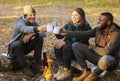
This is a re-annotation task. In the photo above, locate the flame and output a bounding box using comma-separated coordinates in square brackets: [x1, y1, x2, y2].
[42, 59, 53, 81]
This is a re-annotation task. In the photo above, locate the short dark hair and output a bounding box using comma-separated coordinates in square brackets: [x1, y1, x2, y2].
[101, 12, 113, 22]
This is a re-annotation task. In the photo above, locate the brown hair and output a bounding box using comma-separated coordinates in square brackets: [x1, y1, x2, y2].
[70, 8, 86, 30]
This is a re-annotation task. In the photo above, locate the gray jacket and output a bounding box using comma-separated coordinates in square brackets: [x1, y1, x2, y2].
[9, 16, 46, 44]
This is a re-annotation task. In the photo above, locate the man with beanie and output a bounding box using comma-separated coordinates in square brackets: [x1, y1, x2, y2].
[8, 5, 47, 77]
[59, 12, 120, 81]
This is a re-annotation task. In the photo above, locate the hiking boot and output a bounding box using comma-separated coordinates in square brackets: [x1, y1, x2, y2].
[23, 65, 34, 78]
[73, 68, 91, 81]
[84, 72, 98, 81]
[56, 67, 71, 80]
[53, 66, 63, 78]
[31, 62, 42, 74]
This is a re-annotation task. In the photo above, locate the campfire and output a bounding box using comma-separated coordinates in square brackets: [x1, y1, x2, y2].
[42, 58, 53, 81]
[36, 51, 54, 81]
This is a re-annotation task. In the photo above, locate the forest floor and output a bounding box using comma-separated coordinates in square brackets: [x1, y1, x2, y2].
[0, 4, 120, 81]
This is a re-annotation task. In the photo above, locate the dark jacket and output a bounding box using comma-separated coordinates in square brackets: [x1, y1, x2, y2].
[55, 21, 91, 45]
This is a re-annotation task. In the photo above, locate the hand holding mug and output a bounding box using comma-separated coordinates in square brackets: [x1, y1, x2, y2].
[59, 28, 68, 36]
[37, 25, 47, 32]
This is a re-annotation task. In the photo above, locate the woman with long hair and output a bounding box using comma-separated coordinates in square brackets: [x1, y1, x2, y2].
[53, 8, 92, 80]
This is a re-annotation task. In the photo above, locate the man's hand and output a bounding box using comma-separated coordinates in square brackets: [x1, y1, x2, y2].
[59, 28, 68, 36]
[88, 44, 94, 50]
[54, 40, 65, 49]
[22, 33, 35, 43]
[37, 25, 47, 32]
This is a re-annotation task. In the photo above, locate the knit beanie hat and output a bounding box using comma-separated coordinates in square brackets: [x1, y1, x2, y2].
[23, 5, 36, 15]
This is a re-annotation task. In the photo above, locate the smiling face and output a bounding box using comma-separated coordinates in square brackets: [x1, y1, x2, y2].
[71, 11, 81, 24]
[25, 13, 36, 25]
[98, 15, 110, 30]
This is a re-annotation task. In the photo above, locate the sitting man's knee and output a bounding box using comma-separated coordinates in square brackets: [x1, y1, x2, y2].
[98, 55, 116, 70]
[11, 41, 22, 49]
[72, 42, 85, 51]
[72, 42, 80, 49]
[36, 35, 44, 44]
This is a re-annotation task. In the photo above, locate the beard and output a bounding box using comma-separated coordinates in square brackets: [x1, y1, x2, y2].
[99, 23, 108, 30]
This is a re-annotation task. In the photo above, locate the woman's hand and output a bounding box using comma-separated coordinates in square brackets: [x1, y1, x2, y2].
[54, 40, 65, 49]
